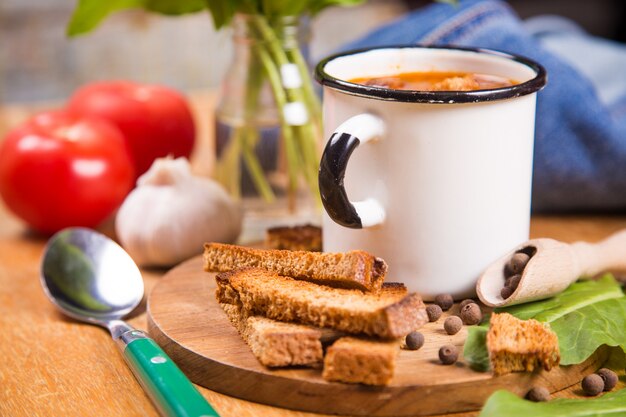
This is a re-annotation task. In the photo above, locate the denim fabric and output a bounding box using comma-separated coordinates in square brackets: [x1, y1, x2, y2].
[524, 15, 626, 110]
[342, 0, 626, 212]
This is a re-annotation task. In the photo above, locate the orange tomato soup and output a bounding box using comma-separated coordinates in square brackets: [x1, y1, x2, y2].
[350, 71, 518, 92]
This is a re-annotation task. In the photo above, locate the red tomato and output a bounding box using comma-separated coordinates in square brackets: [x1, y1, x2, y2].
[66, 81, 195, 177]
[0, 111, 135, 234]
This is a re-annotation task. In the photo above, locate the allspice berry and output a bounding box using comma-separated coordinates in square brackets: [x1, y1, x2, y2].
[582, 374, 604, 396]
[500, 286, 513, 299]
[505, 274, 522, 290]
[444, 316, 463, 335]
[506, 252, 530, 275]
[596, 368, 618, 391]
[438, 345, 459, 365]
[460, 303, 482, 325]
[459, 299, 475, 309]
[405, 331, 425, 351]
[434, 294, 454, 311]
[501, 274, 521, 299]
[426, 304, 443, 322]
[526, 386, 550, 402]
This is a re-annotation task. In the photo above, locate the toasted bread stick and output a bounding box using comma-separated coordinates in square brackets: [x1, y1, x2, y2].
[221, 301, 398, 385]
[204, 242, 387, 292]
[265, 224, 322, 252]
[220, 302, 327, 367]
[323, 337, 399, 386]
[216, 268, 427, 339]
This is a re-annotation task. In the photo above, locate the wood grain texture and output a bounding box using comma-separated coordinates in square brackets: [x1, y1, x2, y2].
[147, 257, 608, 416]
[1, 101, 625, 417]
[1, 215, 625, 417]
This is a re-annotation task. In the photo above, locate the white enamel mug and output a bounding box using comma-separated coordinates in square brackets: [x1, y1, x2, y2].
[315, 46, 546, 300]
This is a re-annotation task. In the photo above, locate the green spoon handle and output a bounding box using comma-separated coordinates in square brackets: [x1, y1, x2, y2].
[120, 330, 220, 417]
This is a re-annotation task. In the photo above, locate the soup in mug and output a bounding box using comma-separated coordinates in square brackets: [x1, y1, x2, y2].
[350, 71, 518, 91]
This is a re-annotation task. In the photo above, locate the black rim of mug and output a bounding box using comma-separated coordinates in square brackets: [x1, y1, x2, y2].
[314, 45, 547, 103]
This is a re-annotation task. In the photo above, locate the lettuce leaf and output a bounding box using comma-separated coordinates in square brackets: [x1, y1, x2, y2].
[463, 322, 490, 371]
[479, 389, 626, 417]
[464, 275, 626, 371]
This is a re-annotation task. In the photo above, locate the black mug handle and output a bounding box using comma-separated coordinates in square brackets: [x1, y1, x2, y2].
[318, 113, 386, 229]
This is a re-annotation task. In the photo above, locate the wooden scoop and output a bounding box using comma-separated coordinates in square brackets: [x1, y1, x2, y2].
[477, 229, 626, 307]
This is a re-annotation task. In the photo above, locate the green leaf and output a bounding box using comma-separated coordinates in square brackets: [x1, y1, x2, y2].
[67, 0, 368, 35]
[463, 323, 490, 371]
[66, 0, 208, 36]
[464, 275, 626, 371]
[67, 0, 144, 36]
[479, 389, 626, 417]
[145, 0, 207, 15]
[202, 0, 238, 29]
[503, 276, 624, 322]
[552, 298, 626, 365]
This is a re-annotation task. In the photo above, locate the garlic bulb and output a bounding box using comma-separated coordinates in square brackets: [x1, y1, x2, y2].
[115, 157, 242, 267]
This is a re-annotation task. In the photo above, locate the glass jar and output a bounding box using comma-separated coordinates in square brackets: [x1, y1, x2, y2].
[214, 14, 321, 241]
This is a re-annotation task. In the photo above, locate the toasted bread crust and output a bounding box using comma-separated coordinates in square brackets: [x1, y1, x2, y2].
[204, 242, 387, 292]
[323, 337, 399, 386]
[222, 301, 397, 384]
[220, 303, 325, 367]
[266, 224, 322, 252]
[216, 268, 427, 339]
[487, 312, 560, 376]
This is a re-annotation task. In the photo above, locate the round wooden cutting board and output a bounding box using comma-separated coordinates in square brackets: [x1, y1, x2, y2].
[147, 256, 606, 416]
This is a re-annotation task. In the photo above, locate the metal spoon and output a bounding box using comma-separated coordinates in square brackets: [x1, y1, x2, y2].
[41, 227, 219, 417]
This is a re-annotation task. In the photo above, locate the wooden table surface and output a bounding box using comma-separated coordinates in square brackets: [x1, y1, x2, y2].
[1, 96, 624, 417]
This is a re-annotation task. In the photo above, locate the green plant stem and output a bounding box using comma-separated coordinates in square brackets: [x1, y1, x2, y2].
[240, 127, 275, 201]
[287, 47, 323, 185]
[216, 13, 321, 203]
[286, 47, 321, 121]
[240, 51, 276, 201]
[249, 15, 320, 196]
[251, 45, 299, 188]
[215, 128, 242, 199]
[287, 52, 324, 195]
[216, 31, 279, 203]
